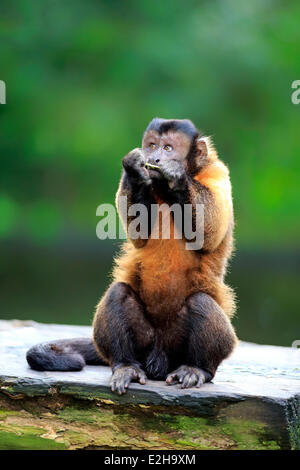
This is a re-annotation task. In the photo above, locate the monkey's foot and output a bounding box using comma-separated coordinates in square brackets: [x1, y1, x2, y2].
[166, 365, 206, 389]
[111, 365, 147, 395]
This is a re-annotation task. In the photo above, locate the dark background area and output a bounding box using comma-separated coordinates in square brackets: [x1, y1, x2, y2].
[0, 0, 299, 346]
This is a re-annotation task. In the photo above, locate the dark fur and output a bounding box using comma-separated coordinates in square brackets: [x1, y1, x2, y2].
[145, 117, 200, 139]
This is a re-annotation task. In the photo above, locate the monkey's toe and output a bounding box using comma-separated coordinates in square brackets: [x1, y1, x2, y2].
[166, 365, 206, 389]
[111, 365, 147, 395]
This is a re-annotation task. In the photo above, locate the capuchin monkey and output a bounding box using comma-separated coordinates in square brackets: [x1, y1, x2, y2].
[26, 118, 237, 395]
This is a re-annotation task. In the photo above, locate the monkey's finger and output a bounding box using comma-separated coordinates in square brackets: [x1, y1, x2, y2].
[139, 169, 150, 179]
[138, 173, 152, 186]
[117, 371, 135, 392]
[111, 378, 122, 393]
[166, 374, 175, 384]
[116, 380, 126, 395]
[111, 380, 117, 392]
[195, 372, 205, 388]
[186, 373, 198, 388]
[137, 372, 147, 385]
[129, 368, 138, 379]
[171, 373, 182, 382]
[178, 374, 185, 383]
[180, 373, 192, 389]
[166, 373, 180, 385]
[114, 374, 127, 395]
[123, 376, 132, 389]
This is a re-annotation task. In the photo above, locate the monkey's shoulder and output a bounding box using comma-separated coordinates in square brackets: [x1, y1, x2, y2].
[194, 159, 231, 193]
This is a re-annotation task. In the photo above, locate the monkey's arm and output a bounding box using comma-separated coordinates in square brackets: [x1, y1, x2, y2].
[116, 149, 156, 248]
[154, 159, 233, 251]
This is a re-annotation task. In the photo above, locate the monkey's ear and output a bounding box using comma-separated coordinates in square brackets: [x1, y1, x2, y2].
[196, 137, 208, 158]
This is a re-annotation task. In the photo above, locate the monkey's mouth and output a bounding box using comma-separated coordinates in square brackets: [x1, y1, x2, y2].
[145, 162, 162, 177]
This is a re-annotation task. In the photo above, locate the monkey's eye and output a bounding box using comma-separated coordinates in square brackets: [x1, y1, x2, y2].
[164, 144, 173, 152]
[149, 143, 156, 150]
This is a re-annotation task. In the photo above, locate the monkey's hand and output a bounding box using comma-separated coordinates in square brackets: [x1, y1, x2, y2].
[122, 148, 151, 185]
[158, 159, 187, 191]
[111, 364, 147, 395]
[166, 365, 206, 389]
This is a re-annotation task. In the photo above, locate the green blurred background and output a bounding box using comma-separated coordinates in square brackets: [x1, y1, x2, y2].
[0, 0, 299, 346]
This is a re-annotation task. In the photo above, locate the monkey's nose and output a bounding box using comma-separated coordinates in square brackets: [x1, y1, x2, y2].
[147, 157, 160, 165]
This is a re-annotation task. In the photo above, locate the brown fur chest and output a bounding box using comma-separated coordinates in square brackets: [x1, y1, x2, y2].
[138, 231, 198, 318]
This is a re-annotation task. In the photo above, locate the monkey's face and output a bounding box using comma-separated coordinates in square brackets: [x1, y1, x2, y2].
[142, 130, 192, 170]
[142, 119, 209, 179]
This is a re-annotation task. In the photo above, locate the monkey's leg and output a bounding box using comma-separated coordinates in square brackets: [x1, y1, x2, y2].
[166, 292, 237, 389]
[93, 282, 155, 395]
[26, 337, 105, 372]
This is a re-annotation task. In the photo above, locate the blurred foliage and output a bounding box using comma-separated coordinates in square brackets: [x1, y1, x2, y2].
[0, 0, 299, 249]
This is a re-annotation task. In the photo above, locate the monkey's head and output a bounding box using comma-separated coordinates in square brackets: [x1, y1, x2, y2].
[142, 117, 214, 177]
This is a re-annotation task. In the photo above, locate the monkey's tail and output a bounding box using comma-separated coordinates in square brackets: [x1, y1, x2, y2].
[145, 337, 168, 380]
[26, 337, 106, 372]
